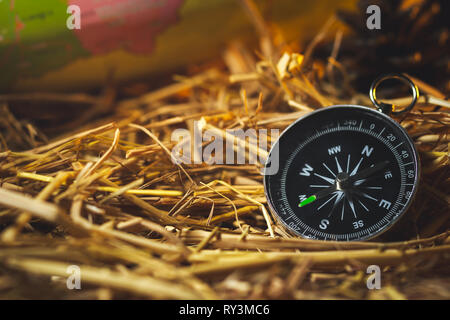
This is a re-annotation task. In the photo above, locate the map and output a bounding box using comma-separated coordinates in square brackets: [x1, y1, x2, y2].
[0, 0, 356, 92]
[0, 0, 184, 91]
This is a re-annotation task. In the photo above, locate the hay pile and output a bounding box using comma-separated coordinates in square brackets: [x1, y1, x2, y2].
[0, 2, 449, 300]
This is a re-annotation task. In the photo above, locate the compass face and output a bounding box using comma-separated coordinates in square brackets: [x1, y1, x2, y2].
[264, 105, 420, 241]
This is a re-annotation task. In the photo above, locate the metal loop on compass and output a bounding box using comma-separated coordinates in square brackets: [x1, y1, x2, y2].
[369, 73, 419, 115]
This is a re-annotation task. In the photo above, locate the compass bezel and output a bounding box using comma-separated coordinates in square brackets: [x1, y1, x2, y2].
[263, 105, 420, 241]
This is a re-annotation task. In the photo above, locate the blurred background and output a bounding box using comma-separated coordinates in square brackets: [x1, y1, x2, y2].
[0, 0, 356, 92]
[0, 0, 448, 139]
[0, 0, 448, 300]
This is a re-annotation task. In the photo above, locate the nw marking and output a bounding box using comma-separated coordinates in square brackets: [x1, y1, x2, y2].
[328, 145, 341, 155]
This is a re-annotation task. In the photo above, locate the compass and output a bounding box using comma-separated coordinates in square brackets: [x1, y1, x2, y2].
[264, 74, 420, 241]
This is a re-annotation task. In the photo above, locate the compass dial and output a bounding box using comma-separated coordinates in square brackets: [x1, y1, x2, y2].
[264, 105, 420, 241]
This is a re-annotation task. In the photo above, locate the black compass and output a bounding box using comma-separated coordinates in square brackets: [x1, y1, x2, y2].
[264, 74, 420, 241]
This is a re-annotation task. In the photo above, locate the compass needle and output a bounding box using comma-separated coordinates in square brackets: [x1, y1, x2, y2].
[349, 160, 390, 182]
[299, 183, 338, 207]
[298, 195, 316, 207]
[317, 192, 339, 211]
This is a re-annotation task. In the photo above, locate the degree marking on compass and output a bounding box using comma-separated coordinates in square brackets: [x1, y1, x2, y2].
[313, 173, 335, 184]
[378, 127, 386, 137]
[335, 156, 343, 173]
[394, 142, 404, 149]
[323, 163, 336, 177]
[402, 162, 414, 166]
